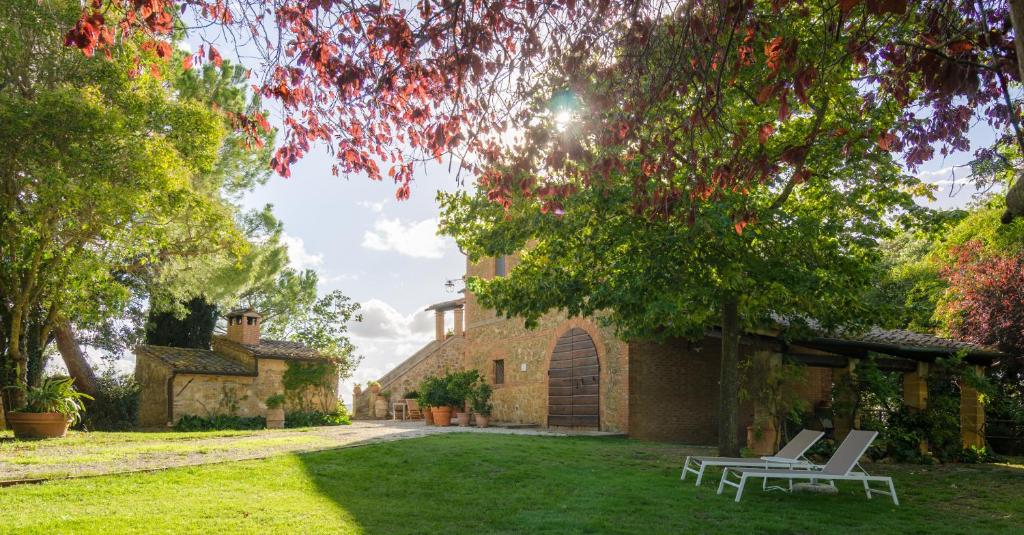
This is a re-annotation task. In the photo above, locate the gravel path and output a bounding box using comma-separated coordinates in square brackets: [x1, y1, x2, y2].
[0, 421, 651, 484]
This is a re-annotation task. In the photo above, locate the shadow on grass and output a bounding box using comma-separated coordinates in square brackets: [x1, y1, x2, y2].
[293, 432, 1024, 535]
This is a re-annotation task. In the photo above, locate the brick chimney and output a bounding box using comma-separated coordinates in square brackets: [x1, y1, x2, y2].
[226, 308, 261, 345]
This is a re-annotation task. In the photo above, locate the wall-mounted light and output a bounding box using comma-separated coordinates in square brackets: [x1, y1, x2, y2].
[444, 276, 465, 293]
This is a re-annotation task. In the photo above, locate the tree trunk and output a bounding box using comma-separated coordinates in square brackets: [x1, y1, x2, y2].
[1003, 0, 1024, 224]
[718, 296, 741, 457]
[7, 305, 27, 408]
[54, 321, 99, 397]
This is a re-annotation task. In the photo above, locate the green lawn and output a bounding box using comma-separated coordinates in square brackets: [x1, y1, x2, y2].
[1, 433, 1022, 534]
[0, 426, 352, 480]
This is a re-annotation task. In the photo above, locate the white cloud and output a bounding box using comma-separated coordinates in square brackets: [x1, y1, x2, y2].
[349, 298, 434, 339]
[281, 232, 324, 271]
[361, 218, 447, 258]
[917, 166, 972, 185]
[358, 200, 386, 213]
[342, 300, 439, 407]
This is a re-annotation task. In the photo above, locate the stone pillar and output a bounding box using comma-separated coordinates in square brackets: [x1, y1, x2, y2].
[435, 310, 445, 341]
[832, 359, 859, 442]
[903, 362, 929, 454]
[961, 365, 986, 449]
[454, 307, 464, 337]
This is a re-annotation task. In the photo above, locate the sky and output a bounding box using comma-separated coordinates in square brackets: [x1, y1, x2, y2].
[238, 151, 468, 405]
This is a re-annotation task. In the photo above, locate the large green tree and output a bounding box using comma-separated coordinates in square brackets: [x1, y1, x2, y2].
[0, 0, 241, 406]
[440, 14, 925, 454]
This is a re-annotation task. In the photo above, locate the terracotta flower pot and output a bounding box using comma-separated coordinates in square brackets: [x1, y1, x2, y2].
[475, 414, 490, 428]
[424, 408, 435, 425]
[8, 412, 70, 439]
[369, 384, 381, 394]
[266, 408, 285, 429]
[432, 406, 452, 426]
[456, 412, 470, 427]
[353, 386, 362, 396]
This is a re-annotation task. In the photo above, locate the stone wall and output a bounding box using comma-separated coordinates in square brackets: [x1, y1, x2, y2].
[463, 311, 630, 432]
[169, 359, 337, 424]
[136, 355, 172, 427]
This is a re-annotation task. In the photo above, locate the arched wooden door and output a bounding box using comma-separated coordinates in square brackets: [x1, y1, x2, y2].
[548, 328, 599, 428]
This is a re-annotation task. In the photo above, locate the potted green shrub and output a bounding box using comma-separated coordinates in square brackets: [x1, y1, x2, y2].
[415, 381, 435, 425]
[421, 376, 451, 426]
[470, 381, 493, 428]
[447, 370, 481, 427]
[368, 380, 381, 394]
[265, 393, 286, 429]
[7, 377, 93, 439]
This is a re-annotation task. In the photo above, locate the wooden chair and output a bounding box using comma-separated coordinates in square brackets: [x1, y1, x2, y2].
[405, 398, 423, 419]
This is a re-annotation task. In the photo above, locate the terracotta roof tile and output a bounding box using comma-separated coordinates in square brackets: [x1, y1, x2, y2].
[829, 327, 1001, 355]
[135, 345, 255, 376]
[214, 336, 329, 361]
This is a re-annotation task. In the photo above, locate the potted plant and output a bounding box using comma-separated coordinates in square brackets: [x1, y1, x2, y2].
[419, 378, 440, 425]
[470, 381, 493, 428]
[447, 370, 481, 427]
[7, 377, 93, 439]
[353, 383, 362, 396]
[421, 376, 451, 426]
[368, 381, 381, 394]
[265, 393, 286, 429]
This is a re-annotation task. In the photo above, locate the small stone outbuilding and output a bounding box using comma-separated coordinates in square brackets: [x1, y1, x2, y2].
[135, 308, 339, 427]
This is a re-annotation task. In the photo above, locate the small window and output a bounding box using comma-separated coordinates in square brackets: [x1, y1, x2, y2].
[247, 316, 257, 325]
[494, 359, 505, 385]
[494, 256, 507, 277]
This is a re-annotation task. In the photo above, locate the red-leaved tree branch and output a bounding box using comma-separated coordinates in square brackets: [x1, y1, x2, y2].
[66, 0, 1024, 223]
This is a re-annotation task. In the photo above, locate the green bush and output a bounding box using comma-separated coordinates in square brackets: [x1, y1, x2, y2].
[848, 356, 998, 464]
[79, 369, 140, 431]
[174, 414, 266, 431]
[418, 376, 446, 408]
[445, 370, 481, 410]
[470, 381, 493, 415]
[265, 393, 285, 410]
[285, 402, 351, 428]
[953, 445, 1004, 464]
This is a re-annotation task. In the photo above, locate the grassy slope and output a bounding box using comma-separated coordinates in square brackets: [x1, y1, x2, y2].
[1, 433, 1023, 534]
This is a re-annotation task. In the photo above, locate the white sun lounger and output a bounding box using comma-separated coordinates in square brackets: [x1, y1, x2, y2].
[681, 429, 824, 486]
[717, 429, 899, 505]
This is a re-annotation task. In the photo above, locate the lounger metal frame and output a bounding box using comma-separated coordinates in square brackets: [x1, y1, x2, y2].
[680, 429, 824, 487]
[716, 430, 899, 505]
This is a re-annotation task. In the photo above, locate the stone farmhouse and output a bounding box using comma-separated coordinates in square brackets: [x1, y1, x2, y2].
[358, 254, 1004, 452]
[135, 308, 338, 426]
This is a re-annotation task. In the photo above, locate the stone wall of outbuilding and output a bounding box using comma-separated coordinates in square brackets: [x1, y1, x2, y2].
[137, 357, 338, 425]
[174, 359, 338, 423]
[136, 355, 172, 427]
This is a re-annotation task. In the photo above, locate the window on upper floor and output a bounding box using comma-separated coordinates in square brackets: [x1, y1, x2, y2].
[494, 255, 507, 277]
[493, 359, 505, 385]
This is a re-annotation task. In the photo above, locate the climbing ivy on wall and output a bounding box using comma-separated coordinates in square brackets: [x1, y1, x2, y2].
[282, 361, 338, 413]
